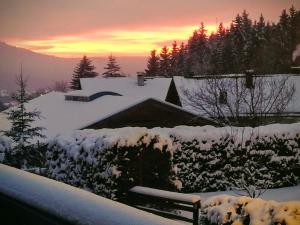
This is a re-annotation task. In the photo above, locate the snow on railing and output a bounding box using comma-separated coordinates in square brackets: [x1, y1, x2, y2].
[0, 164, 183, 225]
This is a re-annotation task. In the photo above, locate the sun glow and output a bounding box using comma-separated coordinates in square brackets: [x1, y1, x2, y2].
[13, 25, 218, 57]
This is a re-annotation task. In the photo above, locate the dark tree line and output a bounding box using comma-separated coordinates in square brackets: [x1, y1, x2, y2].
[145, 6, 300, 77]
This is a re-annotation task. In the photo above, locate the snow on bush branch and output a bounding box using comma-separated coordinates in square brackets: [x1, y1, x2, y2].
[0, 135, 12, 163]
[202, 194, 300, 225]
[46, 123, 300, 198]
[46, 128, 175, 199]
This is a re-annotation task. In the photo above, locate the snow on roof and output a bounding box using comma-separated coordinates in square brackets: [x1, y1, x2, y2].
[0, 77, 176, 138]
[1, 93, 195, 139]
[80, 77, 172, 100]
[173, 75, 300, 114]
[25, 92, 173, 138]
[0, 164, 183, 225]
[65, 89, 103, 97]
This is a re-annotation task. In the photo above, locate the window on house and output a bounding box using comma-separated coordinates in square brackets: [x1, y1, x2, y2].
[219, 90, 227, 104]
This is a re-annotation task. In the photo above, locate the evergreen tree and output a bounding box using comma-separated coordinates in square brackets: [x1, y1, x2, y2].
[159, 46, 171, 77]
[241, 10, 255, 70]
[170, 41, 179, 76]
[209, 23, 227, 74]
[143, 7, 300, 75]
[273, 9, 293, 72]
[230, 11, 255, 73]
[222, 26, 235, 74]
[185, 30, 198, 77]
[102, 54, 123, 78]
[3, 72, 45, 169]
[252, 14, 268, 73]
[71, 55, 98, 90]
[177, 42, 187, 76]
[145, 50, 160, 77]
[187, 22, 210, 75]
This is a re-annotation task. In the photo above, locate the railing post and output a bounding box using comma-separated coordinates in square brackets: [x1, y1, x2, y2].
[193, 200, 200, 225]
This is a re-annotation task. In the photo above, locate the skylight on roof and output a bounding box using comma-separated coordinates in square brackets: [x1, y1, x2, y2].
[65, 91, 122, 102]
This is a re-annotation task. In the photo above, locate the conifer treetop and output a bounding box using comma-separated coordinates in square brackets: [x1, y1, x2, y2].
[70, 55, 98, 90]
[102, 54, 124, 78]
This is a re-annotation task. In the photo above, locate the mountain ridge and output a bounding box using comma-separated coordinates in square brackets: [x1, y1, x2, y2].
[0, 42, 146, 91]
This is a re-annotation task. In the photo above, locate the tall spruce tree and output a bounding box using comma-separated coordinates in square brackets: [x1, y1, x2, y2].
[170, 41, 179, 76]
[102, 54, 123, 78]
[3, 72, 45, 169]
[230, 11, 255, 72]
[209, 23, 227, 74]
[177, 42, 187, 76]
[159, 46, 171, 77]
[274, 9, 293, 72]
[252, 14, 269, 74]
[145, 50, 160, 77]
[187, 22, 210, 75]
[71, 55, 98, 90]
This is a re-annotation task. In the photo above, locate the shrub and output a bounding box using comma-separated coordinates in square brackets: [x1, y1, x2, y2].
[46, 129, 176, 199]
[46, 124, 300, 198]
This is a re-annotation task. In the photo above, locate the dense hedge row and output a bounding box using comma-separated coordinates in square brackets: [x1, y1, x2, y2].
[45, 125, 300, 199]
[46, 130, 176, 199]
[173, 133, 300, 192]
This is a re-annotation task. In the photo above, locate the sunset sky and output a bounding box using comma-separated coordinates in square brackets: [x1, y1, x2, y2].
[1, 0, 299, 58]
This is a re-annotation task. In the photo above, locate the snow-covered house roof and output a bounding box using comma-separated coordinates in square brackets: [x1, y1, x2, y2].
[1, 77, 216, 138]
[171, 75, 300, 115]
[80, 77, 171, 100]
[0, 93, 195, 138]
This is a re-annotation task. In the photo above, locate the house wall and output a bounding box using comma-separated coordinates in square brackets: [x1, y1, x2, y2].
[84, 99, 215, 129]
[165, 79, 182, 107]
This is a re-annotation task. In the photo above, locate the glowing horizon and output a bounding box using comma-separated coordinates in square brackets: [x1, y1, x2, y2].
[9, 24, 219, 58]
[2, 0, 298, 58]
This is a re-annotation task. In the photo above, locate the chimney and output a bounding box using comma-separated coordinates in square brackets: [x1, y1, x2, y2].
[245, 69, 254, 89]
[137, 72, 145, 86]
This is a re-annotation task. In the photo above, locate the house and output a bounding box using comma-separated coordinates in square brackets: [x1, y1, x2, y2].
[165, 75, 300, 124]
[0, 76, 215, 138]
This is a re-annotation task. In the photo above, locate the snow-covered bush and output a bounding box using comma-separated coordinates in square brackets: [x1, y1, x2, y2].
[0, 135, 12, 163]
[46, 128, 176, 199]
[46, 123, 300, 198]
[0, 135, 47, 174]
[173, 130, 300, 192]
[202, 194, 300, 225]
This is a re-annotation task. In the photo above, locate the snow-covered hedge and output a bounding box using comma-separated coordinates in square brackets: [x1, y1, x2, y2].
[46, 124, 300, 198]
[202, 194, 300, 225]
[0, 135, 47, 170]
[173, 126, 300, 192]
[0, 135, 12, 163]
[46, 128, 177, 199]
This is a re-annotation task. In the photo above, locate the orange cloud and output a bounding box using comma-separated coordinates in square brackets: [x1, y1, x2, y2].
[12, 24, 219, 57]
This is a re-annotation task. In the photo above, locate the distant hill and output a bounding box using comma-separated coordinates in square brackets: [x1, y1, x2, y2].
[0, 42, 146, 91]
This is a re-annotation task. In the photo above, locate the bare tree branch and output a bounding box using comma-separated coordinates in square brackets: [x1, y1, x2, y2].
[181, 75, 295, 126]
